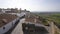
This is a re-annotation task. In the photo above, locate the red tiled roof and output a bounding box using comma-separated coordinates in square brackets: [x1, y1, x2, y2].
[0, 14, 17, 27]
[25, 14, 42, 24]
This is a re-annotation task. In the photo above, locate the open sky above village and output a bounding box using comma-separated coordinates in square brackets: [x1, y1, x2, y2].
[0, 0, 60, 12]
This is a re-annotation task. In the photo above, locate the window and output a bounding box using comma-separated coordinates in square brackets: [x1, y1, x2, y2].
[3, 27, 5, 30]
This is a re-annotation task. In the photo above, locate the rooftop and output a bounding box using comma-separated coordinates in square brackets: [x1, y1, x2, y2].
[0, 14, 17, 27]
[25, 14, 43, 24]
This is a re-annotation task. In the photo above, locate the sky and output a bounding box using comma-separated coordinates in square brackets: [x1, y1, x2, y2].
[0, 0, 60, 12]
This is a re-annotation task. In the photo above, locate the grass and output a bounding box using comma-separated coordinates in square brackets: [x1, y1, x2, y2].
[35, 13, 60, 25]
[34, 14, 49, 25]
[45, 15, 59, 23]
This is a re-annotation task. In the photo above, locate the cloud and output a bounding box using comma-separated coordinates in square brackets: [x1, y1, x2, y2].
[0, 0, 60, 11]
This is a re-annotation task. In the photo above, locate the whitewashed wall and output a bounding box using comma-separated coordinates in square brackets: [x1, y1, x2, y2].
[7, 13, 25, 17]
[0, 18, 19, 34]
[0, 12, 25, 34]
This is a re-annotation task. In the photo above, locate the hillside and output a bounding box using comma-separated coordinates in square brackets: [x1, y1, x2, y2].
[32, 12, 60, 28]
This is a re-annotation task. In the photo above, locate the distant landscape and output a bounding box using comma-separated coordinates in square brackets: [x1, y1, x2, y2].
[31, 11, 60, 28]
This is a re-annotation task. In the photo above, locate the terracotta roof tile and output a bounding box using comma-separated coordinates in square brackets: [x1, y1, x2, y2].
[25, 15, 42, 24]
[0, 14, 17, 27]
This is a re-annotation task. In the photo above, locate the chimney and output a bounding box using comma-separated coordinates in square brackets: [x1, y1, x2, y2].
[34, 18, 37, 23]
[20, 8, 21, 13]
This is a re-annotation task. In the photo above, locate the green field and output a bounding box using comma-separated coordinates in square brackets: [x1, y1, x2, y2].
[34, 13, 60, 25]
[41, 14, 60, 23]
[38, 14, 60, 28]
